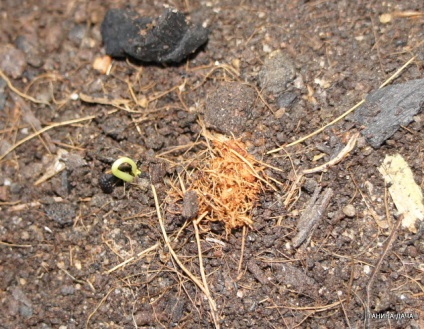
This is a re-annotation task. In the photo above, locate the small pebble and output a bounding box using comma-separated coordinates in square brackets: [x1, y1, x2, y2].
[21, 231, 30, 240]
[92, 56, 112, 74]
[407, 245, 417, 258]
[182, 190, 199, 220]
[61, 285, 75, 296]
[342, 204, 356, 217]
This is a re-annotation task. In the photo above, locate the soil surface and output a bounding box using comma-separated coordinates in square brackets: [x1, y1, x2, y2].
[1, 1, 423, 329]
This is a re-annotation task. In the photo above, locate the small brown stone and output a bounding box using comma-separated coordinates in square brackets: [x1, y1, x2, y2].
[182, 190, 199, 220]
[342, 204, 356, 218]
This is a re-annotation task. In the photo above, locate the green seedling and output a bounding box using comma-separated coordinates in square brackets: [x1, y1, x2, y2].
[111, 157, 141, 183]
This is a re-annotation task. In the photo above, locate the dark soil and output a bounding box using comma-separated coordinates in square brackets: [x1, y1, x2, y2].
[1, 1, 423, 328]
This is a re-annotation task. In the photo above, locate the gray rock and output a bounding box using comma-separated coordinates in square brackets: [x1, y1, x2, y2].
[276, 91, 297, 108]
[45, 203, 76, 227]
[259, 50, 296, 95]
[15, 35, 43, 68]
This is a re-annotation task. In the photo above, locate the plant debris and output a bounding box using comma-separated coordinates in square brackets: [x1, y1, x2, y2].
[177, 137, 265, 235]
[292, 186, 334, 248]
[101, 9, 209, 64]
[182, 190, 199, 220]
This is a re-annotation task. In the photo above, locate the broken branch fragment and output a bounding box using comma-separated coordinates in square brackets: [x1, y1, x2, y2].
[353, 78, 424, 148]
[292, 187, 334, 248]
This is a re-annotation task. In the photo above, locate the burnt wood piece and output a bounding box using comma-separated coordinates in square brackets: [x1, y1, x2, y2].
[353, 78, 424, 148]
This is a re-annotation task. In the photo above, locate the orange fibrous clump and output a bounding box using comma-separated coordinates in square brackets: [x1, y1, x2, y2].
[189, 139, 264, 234]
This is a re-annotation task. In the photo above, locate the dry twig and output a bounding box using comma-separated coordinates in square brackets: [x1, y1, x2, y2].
[0, 69, 50, 105]
[292, 187, 334, 248]
[302, 133, 359, 175]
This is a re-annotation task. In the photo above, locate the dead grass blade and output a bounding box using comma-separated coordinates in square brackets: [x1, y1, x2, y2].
[267, 102, 364, 154]
[104, 243, 159, 274]
[0, 69, 50, 105]
[0, 115, 95, 161]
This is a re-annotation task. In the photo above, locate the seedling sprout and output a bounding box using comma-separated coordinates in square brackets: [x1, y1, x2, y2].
[111, 157, 141, 183]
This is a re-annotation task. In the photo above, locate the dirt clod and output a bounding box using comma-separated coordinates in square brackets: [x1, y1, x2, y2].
[204, 83, 256, 136]
[0, 44, 26, 79]
[342, 204, 356, 217]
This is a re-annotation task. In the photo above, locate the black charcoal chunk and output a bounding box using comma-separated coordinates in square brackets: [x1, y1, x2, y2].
[353, 78, 424, 148]
[101, 9, 209, 64]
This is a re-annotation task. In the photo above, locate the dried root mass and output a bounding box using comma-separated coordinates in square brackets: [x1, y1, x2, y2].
[186, 138, 264, 234]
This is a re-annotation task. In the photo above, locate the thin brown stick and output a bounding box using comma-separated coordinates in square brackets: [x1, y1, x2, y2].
[86, 287, 115, 329]
[237, 226, 247, 275]
[338, 295, 352, 329]
[0, 241, 32, 248]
